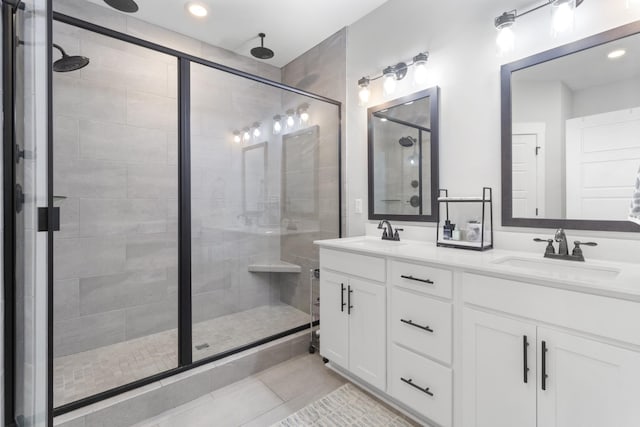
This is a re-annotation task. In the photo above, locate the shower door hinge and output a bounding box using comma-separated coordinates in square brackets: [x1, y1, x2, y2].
[38, 207, 60, 232]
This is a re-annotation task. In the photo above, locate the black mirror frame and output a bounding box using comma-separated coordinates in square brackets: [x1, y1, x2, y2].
[501, 20, 640, 232]
[368, 87, 440, 222]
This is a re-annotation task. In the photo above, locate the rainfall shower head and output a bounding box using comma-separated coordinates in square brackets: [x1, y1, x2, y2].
[52, 44, 90, 72]
[398, 136, 416, 147]
[251, 33, 274, 60]
[103, 0, 139, 13]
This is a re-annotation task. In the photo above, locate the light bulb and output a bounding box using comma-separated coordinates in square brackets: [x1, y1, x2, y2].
[233, 131, 241, 144]
[252, 122, 261, 138]
[383, 74, 397, 96]
[358, 77, 370, 106]
[298, 103, 310, 125]
[273, 115, 282, 134]
[495, 11, 516, 55]
[496, 25, 515, 54]
[285, 109, 295, 129]
[551, 0, 575, 35]
[242, 128, 250, 142]
[412, 53, 429, 85]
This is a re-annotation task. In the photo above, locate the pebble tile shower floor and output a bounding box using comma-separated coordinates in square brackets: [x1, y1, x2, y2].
[54, 305, 309, 406]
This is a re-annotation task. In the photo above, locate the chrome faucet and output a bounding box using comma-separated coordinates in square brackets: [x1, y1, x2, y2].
[533, 228, 597, 262]
[554, 228, 569, 256]
[378, 220, 403, 241]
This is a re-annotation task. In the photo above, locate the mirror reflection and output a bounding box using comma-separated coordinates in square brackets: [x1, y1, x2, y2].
[510, 31, 640, 222]
[368, 88, 439, 221]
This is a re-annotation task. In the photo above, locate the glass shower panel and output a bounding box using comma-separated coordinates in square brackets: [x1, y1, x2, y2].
[190, 63, 340, 361]
[52, 22, 179, 406]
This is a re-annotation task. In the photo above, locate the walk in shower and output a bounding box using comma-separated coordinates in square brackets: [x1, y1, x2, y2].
[50, 12, 340, 411]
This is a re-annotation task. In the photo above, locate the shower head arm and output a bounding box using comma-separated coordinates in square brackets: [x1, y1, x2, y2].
[52, 43, 68, 57]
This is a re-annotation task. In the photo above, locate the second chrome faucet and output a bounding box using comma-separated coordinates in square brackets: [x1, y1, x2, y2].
[534, 228, 597, 262]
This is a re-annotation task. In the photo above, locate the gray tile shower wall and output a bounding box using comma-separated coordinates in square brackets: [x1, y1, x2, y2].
[51, 1, 283, 357]
[279, 29, 346, 313]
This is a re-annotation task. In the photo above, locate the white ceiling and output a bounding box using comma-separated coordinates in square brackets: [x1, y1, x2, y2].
[86, 0, 388, 67]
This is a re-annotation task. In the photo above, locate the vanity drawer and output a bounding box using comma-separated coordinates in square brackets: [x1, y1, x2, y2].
[320, 248, 385, 282]
[391, 260, 453, 299]
[390, 344, 452, 427]
[391, 287, 452, 364]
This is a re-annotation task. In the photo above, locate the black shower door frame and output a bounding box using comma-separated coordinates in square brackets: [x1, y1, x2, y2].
[44, 9, 343, 423]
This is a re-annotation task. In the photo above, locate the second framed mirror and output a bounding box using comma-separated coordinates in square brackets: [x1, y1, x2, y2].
[368, 87, 440, 221]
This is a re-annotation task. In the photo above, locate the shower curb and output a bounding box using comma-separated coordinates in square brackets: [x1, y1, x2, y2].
[53, 331, 310, 427]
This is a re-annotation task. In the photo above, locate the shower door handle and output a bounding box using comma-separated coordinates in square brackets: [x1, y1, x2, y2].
[340, 283, 346, 312]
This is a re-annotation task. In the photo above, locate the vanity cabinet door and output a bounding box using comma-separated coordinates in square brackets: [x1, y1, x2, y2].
[319, 270, 349, 369]
[463, 308, 537, 427]
[348, 278, 386, 391]
[537, 328, 640, 427]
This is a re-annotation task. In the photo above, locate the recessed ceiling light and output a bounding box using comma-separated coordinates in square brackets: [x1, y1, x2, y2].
[186, 2, 208, 17]
[608, 49, 626, 59]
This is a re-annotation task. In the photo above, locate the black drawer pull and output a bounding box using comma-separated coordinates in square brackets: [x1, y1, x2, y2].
[523, 335, 529, 384]
[400, 275, 434, 284]
[541, 340, 548, 391]
[348, 285, 353, 315]
[340, 283, 346, 312]
[401, 377, 434, 397]
[400, 318, 434, 333]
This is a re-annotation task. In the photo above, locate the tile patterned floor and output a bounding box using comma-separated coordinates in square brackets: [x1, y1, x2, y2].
[54, 305, 309, 407]
[132, 354, 419, 427]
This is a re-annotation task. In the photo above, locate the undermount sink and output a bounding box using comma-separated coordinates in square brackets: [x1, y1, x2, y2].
[491, 256, 621, 280]
[345, 238, 407, 249]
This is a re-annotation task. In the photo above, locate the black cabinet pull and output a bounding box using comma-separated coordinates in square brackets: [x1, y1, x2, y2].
[348, 285, 353, 315]
[400, 318, 434, 333]
[340, 283, 346, 312]
[541, 340, 548, 391]
[400, 274, 434, 284]
[523, 335, 530, 384]
[401, 377, 434, 397]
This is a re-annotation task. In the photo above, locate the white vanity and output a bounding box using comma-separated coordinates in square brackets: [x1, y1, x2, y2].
[315, 236, 640, 427]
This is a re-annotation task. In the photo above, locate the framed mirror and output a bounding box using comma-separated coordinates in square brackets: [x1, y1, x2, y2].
[242, 142, 267, 214]
[501, 21, 640, 232]
[368, 87, 440, 221]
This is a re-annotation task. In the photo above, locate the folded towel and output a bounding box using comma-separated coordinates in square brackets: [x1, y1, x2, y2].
[630, 166, 640, 225]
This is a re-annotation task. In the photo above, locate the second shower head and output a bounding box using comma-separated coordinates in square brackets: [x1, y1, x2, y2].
[52, 44, 90, 72]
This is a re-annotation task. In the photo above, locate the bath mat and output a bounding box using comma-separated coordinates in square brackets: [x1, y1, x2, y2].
[271, 383, 415, 426]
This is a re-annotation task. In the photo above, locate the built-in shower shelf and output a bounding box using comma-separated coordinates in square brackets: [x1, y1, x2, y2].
[248, 261, 301, 273]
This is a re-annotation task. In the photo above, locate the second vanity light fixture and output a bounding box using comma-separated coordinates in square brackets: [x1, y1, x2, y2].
[358, 51, 429, 105]
[494, 0, 584, 55]
[232, 103, 311, 143]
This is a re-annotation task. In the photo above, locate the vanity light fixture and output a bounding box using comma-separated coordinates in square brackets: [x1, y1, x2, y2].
[252, 122, 261, 138]
[494, 0, 584, 54]
[186, 2, 208, 17]
[273, 115, 282, 134]
[412, 53, 429, 85]
[285, 109, 296, 129]
[608, 48, 627, 59]
[298, 103, 310, 124]
[233, 130, 241, 144]
[358, 77, 371, 105]
[357, 51, 429, 105]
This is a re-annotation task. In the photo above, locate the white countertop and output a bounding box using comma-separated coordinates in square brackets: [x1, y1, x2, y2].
[315, 236, 640, 303]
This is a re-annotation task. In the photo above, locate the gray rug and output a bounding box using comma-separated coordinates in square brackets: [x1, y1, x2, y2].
[272, 383, 415, 426]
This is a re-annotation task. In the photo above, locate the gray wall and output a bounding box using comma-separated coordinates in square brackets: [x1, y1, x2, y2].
[280, 29, 346, 313]
[52, 0, 284, 357]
